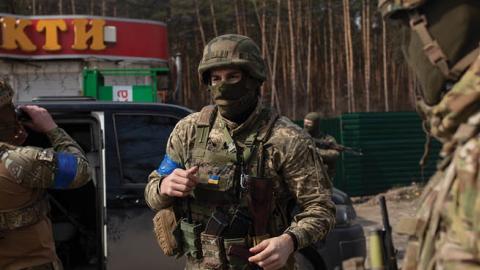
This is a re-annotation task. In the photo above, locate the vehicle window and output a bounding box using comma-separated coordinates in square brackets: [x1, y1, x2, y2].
[114, 114, 177, 184]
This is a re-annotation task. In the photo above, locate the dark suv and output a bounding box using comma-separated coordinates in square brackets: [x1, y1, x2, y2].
[22, 99, 365, 270]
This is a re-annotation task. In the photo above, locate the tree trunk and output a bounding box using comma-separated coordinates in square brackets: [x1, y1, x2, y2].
[208, 0, 218, 36]
[241, 0, 248, 36]
[102, 0, 106, 16]
[194, 0, 206, 48]
[306, 0, 313, 112]
[58, 0, 63, 14]
[287, 0, 297, 119]
[328, 0, 336, 113]
[90, 0, 94, 15]
[234, 0, 242, 34]
[70, 0, 76, 14]
[382, 20, 389, 111]
[364, 0, 372, 111]
[270, 0, 282, 114]
[343, 0, 351, 112]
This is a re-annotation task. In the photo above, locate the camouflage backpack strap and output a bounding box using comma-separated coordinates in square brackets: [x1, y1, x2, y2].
[192, 105, 217, 159]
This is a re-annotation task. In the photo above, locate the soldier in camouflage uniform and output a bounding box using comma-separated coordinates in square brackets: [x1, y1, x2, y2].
[145, 34, 335, 270]
[378, 0, 480, 269]
[304, 112, 339, 179]
[0, 81, 91, 270]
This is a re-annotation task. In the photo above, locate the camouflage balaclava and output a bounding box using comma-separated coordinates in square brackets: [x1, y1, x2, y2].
[198, 34, 266, 122]
[379, 0, 480, 106]
[304, 112, 322, 137]
[0, 81, 27, 145]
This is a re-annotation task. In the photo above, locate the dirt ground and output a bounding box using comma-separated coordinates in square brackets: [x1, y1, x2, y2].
[352, 184, 423, 268]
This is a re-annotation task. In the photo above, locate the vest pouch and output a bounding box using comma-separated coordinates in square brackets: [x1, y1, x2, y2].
[193, 161, 239, 204]
[180, 219, 203, 260]
[200, 232, 227, 270]
[224, 238, 250, 270]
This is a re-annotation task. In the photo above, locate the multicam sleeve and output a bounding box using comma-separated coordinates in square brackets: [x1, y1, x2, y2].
[2, 127, 90, 189]
[282, 136, 336, 249]
[46, 127, 90, 188]
[145, 115, 193, 211]
[317, 135, 340, 163]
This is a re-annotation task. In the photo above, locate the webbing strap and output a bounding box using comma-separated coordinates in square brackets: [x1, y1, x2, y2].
[193, 105, 217, 159]
[242, 132, 258, 166]
[409, 11, 479, 81]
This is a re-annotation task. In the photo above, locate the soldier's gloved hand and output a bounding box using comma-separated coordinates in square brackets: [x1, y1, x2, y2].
[160, 166, 199, 197]
[248, 234, 294, 270]
[20, 105, 58, 133]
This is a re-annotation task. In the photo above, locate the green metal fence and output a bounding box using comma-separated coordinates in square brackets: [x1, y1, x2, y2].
[319, 112, 441, 196]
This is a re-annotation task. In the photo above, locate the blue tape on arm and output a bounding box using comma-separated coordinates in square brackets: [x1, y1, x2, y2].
[54, 152, 78, 189]
[157, 155, 182, 175]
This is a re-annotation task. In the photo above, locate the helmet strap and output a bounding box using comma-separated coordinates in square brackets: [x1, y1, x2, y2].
[408, 10, 479, 81]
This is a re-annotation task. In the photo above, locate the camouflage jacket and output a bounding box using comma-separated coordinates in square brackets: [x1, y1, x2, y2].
[314, 134, 340, 178]
[145, 103, 336, 250]
[398, 54, 480, 269]
[0, 127, 90, 270]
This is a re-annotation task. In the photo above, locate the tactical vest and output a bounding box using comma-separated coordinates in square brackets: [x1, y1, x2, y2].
[0, 143, 50, 233]
[178, 105, 282, 269]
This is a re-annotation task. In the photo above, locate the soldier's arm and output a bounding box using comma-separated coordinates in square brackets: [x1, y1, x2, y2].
[318, 148, 340, 162]
[145, 116, 192, 211]
[317, 135, 340, 162]
[282, 136, 336, 249]
[1, 128, 91, 189]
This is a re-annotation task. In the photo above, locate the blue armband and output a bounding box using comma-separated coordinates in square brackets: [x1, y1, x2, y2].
[54, 152, 77, 189]
[157, 155, 182, 175]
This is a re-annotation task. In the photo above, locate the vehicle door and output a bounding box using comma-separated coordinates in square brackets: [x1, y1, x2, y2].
[104, 110, 187, 270]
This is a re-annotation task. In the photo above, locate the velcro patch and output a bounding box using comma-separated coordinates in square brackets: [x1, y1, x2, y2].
[208, 175, 219, 185]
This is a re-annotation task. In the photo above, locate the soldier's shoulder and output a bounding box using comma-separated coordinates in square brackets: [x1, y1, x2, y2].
[269, 116, 310, 142]
[1, 145, 55, 184]
[2, 145, 54, 165]
[173, 112, 201, 131]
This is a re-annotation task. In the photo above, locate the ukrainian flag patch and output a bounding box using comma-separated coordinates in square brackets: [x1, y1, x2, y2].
[208, 175, 220, 185]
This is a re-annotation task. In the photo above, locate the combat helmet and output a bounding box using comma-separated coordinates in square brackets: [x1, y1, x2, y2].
[378, 0, 479, 83]
[198, 34, 266, 85]
[0, 80, 27, 145]
[378, 0, 480, 108]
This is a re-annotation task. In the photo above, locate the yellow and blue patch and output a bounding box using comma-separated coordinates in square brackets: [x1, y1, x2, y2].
[208, 175, 220, 185]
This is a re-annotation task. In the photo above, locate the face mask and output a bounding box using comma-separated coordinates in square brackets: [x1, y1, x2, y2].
[209, 77, 260, 121]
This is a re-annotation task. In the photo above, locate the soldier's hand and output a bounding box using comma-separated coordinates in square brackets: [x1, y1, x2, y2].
[20, 105, 58, 133]
[160, 166, 199, 197]
[248, 234, 295, 270]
